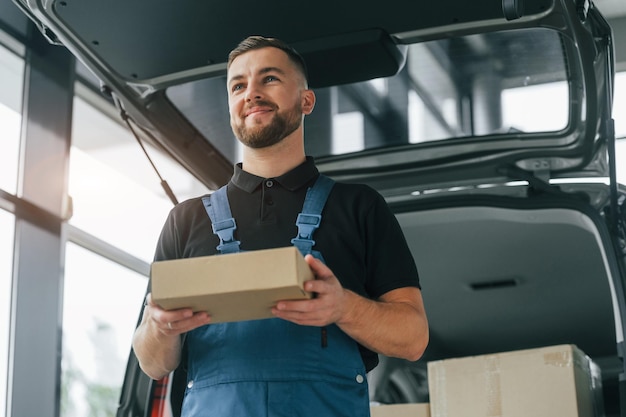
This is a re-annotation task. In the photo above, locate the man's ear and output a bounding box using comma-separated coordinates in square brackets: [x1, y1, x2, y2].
[301, 89, 316, 115]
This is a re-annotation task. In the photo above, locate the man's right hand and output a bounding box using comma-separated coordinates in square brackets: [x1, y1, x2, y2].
[132, 293, 212, 380]
[143, 293, 212, 335]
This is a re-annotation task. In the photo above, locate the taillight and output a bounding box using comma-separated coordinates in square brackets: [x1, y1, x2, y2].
[150, 375, 172, 417]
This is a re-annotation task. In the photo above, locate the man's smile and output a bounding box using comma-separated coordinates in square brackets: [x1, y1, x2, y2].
[244, 106, 274, 118]
[242, 100, 277, 119]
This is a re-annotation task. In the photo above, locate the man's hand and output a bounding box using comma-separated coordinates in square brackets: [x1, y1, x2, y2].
[143, 293, 212, 335]
[272, 254, 429, 362]
[271, 254, 349, 326]
[133, 294, 212, 380]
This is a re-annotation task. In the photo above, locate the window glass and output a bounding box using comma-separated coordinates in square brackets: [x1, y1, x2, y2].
[0, 209, 15, 417]
[61, 243, 146, 417]
[502, 82, 568, 133]
[69, 96, 210, 262]
[0, 42, 24, 194]
[615, 71, 626, 185]
[168, 27, 569, 159]
[333, 112, 364, 154]
[618, 139, 625, 185]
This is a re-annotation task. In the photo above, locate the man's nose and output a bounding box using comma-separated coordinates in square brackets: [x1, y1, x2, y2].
[244, 81, 262, 101]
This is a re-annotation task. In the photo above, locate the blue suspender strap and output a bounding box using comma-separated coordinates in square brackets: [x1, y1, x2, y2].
[291, 175, 335, 256]
[201, 186, 241, 254]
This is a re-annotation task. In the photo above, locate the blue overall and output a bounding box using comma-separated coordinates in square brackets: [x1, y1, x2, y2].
[182, 175, 371, 417]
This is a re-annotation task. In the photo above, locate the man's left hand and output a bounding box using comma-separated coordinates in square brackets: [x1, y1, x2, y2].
[271, 254, 350, 326]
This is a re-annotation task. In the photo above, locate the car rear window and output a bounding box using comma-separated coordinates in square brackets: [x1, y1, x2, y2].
[167, 27, 569, 161]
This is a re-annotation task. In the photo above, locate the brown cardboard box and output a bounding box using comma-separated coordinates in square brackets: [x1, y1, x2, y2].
[370, 403, 431, 417]
[427, 344, 604, 417]
[151, 246, 313, 323]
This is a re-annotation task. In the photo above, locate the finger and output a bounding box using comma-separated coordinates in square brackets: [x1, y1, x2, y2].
[146, 293, 214, 335]
[188, 311, 212, 327]
[144, 293, 171, 314]
[304, 255, 338, 292]
[144, 293, 155, 307]
[163, 311, 211, 334]
[303, 278, 331, 294]
[272, 303, 331, 327]
[304, 254, 333, 278]
[146, 293, 196, 316]
[275, 297, 321, 313]
[150, 304, 194, 330]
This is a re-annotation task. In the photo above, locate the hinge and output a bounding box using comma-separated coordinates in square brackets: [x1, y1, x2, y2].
[516, 159, 551, 183]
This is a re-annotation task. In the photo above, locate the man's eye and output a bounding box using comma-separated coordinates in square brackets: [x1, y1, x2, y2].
[232, 84, 244, 92]
[265, 75, 278, 83]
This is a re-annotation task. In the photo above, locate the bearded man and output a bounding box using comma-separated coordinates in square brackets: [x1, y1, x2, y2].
[133, 35, 429, 417]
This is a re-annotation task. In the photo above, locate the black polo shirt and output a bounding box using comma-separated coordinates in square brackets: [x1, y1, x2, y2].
[153, 157, 420, 371]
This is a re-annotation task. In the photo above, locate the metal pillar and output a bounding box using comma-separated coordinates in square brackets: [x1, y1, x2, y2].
[7, 25, 74, 417]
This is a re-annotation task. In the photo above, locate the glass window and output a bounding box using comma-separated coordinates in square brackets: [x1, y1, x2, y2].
[0, 42, 24, 194]
[615, 71, 626, 185]
[502, 81, 568, 133]
[332, 112, 364, 154]
[618, 139, 625, 185]
[61, 243, 146, 417]
[0, 209, 15, 417]
[168, 27, 569, 159]
[616, 72, 626, 139]
[69, 96, 210, 262]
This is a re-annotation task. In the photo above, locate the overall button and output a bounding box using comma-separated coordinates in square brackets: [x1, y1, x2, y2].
[355, 374, 364, 384]
[187, 380, 194, 389]
[265, 180, 274, 188]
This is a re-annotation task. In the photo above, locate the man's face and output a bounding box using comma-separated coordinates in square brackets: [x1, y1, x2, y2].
[227, 47, 311, 149]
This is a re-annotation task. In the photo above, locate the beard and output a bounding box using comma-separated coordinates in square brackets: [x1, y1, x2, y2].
[232, 100, 303, 149]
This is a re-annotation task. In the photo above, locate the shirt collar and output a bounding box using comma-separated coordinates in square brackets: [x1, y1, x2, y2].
[231, 156, 319, 193]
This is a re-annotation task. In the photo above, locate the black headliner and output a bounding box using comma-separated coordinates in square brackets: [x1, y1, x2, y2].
[51, 0, 553, 87]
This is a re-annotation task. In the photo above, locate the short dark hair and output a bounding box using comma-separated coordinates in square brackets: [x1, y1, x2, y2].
[228, 36, 309, 85]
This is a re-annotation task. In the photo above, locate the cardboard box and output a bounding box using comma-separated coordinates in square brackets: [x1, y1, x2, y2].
[151, 246, 313, 323]
[370, 403, 431, 417]
[427, 344, 604, 417]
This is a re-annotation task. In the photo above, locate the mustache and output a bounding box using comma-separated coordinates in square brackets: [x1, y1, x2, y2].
[242, 100, 277, 115]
